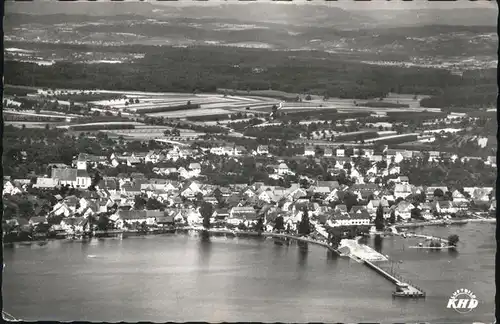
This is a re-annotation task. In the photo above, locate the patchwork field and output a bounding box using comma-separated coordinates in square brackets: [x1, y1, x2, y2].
[5, 87, 445, 139]
[5, 121, 57, 129]
[101, 129, 204, 140]
[277, 94, 437, 113]
[88, 91, 279, 118]
[55, 121, 144, 130]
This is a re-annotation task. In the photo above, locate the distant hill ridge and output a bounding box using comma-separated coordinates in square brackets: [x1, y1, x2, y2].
[5, 3, 496, 28]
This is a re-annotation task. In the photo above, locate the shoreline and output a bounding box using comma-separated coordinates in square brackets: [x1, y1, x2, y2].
[5, 226, 340, 254]
[394, 218, 495, 229]
[467, 218, 496, 223]
[189, 227, 340, 254]
[4, 218, 494, 245]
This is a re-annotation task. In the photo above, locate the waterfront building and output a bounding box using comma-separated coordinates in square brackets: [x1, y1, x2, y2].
[228, 207, 258, 225]
[433, 200, 457, 214]
[155, 215, 175, 227]
[304, 146, 315, 156]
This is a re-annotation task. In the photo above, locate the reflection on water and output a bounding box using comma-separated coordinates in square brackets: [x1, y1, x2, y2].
[198, 231, 212, 267]
[2, 223, 495, 323]
[358, 236, 369, 245]
[326, 250, 339, 269]
[297, 242, 308, 269]
[81, 240, 91, 253]
[447, 248, 459, 258]
[374, 234, 383, 253]
[326, 250, 338, 261]
[200, 230, 211, 243]
[4, 243, 15, 250]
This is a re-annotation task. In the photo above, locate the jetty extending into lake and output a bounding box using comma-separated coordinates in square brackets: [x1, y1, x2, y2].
[394, 217, 495, 230]
[408, 246, 455, 249]
[407, 233, 449, 244]
[389, 226, 450, 245]
[364, 260, 426, 298]
[260, 231, 422, 299]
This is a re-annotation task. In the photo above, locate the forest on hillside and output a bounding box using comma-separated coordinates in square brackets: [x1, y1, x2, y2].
[4, 45, 496, 108]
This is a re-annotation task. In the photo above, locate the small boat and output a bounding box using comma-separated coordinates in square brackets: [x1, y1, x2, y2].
[418, 243, 423, 247]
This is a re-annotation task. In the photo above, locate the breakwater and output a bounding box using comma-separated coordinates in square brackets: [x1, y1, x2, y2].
[467, 218, 496, 223]
[406, 233, 449, 244]
[408, 246, 455, 249]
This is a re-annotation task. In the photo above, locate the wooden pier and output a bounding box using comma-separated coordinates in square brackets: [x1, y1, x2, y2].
[364, 260, 426, 298]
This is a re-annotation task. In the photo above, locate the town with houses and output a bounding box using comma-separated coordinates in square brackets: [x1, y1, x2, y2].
[2, 2, 498, 322]
[3, 140, 496, 243]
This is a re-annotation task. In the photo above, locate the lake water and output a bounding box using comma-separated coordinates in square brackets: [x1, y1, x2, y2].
[3, 223, 495, 322]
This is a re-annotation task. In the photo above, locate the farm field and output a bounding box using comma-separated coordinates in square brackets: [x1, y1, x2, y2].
[5, 109, 83, 117]
[5, 86, 445, 129]
[4, 110, 76, 120]
[55, 121, 145, 129]
[277, 95, 435, 112]
[4, 121, 60, 129]
[364, 133, 420, 144]
[203, 118, 264, 125]
[217, 88, 304, 100]
[394, 142, 434, 150]
[423, 128, 464, 134]
[87, 91, 279, 118]
[102, 130, 205, 141]
[148, 108, 233, 118]
[290, 139, 365, 147]
[96, 124, 205, 141]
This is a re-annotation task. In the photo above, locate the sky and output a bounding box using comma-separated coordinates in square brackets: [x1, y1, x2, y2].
[152, 0, 497, 10]
[6, 0, 498, 10]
